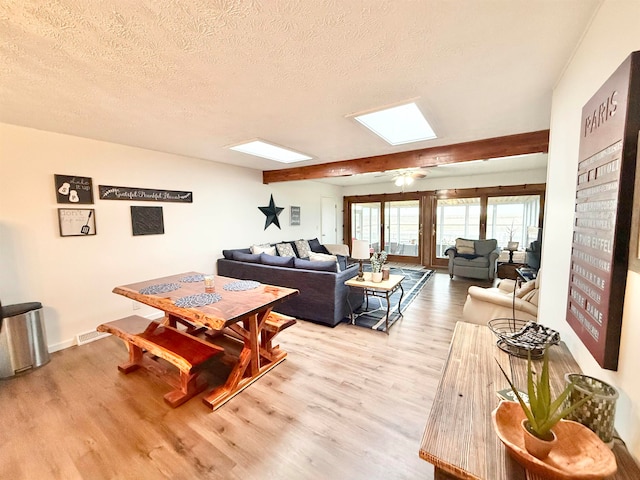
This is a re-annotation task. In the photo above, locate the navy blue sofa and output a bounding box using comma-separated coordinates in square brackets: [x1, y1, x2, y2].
[217, 248, 363, 327]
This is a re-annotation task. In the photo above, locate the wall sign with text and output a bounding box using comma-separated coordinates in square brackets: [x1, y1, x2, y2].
[55, 174, 94, 204]
[58, 208, 96, 236]
[99, 185, 193, 203]
[566, 51, 640, 370]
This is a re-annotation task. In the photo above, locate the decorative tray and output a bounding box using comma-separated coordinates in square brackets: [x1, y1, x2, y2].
[488, 318, 560, 358]
[492, 401, 616, 480]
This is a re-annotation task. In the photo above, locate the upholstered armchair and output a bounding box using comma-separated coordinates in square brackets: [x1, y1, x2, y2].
[462, 273, 541, 325]
[445, 238, 500, 280]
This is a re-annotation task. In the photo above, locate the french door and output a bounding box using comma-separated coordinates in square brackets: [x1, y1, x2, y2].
[348, 196, 422, 262]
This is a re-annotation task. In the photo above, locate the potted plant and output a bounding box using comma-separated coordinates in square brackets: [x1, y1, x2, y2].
[370, 251, 387, 282]
[496, 345, 592, 459]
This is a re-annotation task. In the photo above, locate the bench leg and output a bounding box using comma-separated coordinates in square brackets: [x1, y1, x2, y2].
[164, 371, 209, 408]
[117, 343, 143, 373]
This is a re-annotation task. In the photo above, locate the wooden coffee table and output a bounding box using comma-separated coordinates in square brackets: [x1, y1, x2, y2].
[345, 272, 405, 334]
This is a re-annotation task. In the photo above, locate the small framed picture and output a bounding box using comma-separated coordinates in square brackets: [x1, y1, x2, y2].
[54, 174, 94, 204]
[58, 208, 96, 237]
[290, 206, 300, 226]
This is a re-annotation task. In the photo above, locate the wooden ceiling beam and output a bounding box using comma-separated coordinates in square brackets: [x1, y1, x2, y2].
[262, 129, 549, 184]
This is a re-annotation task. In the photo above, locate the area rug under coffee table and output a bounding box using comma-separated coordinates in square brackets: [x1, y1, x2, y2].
[348, 267, 434, 332]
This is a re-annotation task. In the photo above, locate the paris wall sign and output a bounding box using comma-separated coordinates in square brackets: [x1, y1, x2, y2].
[566, 51, 640, 370]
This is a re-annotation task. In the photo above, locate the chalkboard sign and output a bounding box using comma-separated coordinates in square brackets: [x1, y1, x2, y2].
[567, 51, 640, 370]
[55, 174, 94, 204]
[99, 185, 192, 203]
[131, 206, 164, 236]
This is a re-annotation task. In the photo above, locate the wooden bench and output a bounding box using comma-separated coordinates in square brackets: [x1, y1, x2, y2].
[97, 315, 224, 407]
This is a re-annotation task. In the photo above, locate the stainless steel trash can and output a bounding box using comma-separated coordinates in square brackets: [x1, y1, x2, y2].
[0, 302, 50, 378]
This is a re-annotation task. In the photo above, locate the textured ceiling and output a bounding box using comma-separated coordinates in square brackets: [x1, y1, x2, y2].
[1, 1, 600, 176]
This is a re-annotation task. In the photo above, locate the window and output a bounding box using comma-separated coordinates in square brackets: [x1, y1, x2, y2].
[486, 195, 541, 250]
[384, 200, 420, 256]
[351, 202, 381, 251]
[435, 198, 481, 257]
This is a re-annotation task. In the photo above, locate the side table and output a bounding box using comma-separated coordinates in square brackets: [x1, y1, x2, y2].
[345, 273, 405, 334]
[497, 262, 525, 280]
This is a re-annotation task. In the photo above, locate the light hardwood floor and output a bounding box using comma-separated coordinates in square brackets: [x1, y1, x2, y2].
[0, 270, 491, 480]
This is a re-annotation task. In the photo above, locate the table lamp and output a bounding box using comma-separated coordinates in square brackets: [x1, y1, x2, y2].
[351, 239, 370, 281]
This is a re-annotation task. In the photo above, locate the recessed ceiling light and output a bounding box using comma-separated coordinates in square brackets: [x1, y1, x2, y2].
[229, 140, 312, 163]
[353, 102, 436, 145]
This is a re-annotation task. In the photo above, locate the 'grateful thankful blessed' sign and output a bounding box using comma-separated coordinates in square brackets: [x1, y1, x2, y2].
[98, 185, 193, 203]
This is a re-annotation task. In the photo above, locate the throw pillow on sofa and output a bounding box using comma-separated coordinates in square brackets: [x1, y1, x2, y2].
[261, 253, 295, 267]
[455, 238, 475, 255]
[308, 237, 331, 254]
[276, 242, 297, 257]
[294, 239, 312, 259]
[232, 251, 262, 263]
[294, 258, 337, 272]
[223, 248, 250, 259]
[251, 244, 276, 256]
[309, 252, 341, 272]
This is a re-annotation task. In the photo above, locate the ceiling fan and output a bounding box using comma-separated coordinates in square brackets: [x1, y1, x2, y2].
[388, 168, 431, 187]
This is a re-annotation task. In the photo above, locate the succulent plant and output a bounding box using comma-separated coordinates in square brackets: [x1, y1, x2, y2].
[496, 345, 592, 440]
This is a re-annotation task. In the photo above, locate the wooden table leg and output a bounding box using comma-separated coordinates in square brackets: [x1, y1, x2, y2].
[203, 309, 287, 410]
[246, 313, 260, 376]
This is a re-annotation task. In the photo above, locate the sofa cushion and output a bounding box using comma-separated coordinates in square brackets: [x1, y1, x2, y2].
[251, 244, 276, 256]
[455, 238, 475, 255]
[261, 253, 294, 267]
[309, 252, 341, 271]
[276, 242, 297, 257]
[474, 239, 498, 256]
[308, 237, 330, 254]
[515, 280, 536, 298]
[294, 258, 337, 272]
[453, 256, 489, 268]
[294, 239, 312, 259]
[223, 248, 251, 259]
[523, 289, 539, 306]
[232, 251, 261, 263]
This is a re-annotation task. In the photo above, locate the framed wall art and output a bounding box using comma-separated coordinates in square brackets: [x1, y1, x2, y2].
[290, 206, 301, 226]
[54, 174, 94, 204]
[99, 185, 192, 203]
[566, 51, 640, 370]
[58, 208, 96, 236]
[131, 206, 164, 236]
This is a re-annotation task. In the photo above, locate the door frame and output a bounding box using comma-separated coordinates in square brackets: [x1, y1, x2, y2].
[344, 192, 423, 264]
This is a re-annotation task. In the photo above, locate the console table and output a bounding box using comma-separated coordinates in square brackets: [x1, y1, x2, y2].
[419, 322, 640, 479]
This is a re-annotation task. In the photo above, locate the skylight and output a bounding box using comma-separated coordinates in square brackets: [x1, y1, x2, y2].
[354, 102, 436, 145]
[229, 140, 312, 163]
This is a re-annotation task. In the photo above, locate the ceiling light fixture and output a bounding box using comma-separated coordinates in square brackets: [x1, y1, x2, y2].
[229, 140, 312, 163]
[353, 102, 437, 145]
[394, 175, 414, 187]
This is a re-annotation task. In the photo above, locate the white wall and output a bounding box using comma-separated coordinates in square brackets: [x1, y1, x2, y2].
[0, 123, 342, 351]
[541, 0, 640, 458]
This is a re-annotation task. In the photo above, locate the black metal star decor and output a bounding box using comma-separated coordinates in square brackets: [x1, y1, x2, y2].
[258, 194, 284, 230]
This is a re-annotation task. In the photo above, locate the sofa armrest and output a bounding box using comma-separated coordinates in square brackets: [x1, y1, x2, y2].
[497, 279, 517, 292]
[466, 286, 538, 317]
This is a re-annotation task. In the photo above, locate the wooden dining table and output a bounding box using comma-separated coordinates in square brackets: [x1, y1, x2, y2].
[111, 272, 299, 410]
